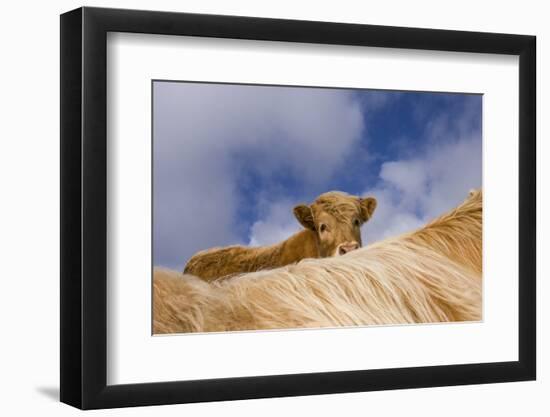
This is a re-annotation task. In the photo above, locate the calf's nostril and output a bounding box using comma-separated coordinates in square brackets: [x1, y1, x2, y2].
[339, 242, 359, 255]
[338, 242, 359, 255]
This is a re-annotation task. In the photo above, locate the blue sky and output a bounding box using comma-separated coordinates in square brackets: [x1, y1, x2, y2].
[153, 81, 482, 270]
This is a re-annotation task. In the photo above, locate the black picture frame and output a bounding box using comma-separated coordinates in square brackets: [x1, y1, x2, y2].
[60, 6, 536, 410]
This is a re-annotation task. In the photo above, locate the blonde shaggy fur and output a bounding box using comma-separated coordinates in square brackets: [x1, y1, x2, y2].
[154, 190, 482, 333]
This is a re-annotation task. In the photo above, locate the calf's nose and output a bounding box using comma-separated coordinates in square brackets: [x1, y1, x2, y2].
[338, 241, 360, 255]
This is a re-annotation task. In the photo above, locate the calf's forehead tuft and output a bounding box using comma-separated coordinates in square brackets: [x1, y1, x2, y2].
[312, 191, 361, 222]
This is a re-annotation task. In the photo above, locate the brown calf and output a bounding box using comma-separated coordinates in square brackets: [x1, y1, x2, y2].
[183, 191, 377, 281]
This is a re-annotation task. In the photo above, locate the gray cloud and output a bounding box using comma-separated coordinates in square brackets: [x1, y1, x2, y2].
[153, 82, 364, 269]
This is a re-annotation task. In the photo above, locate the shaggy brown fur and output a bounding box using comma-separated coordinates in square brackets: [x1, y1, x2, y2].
[154, 190, 482, 333]
[184, 191, 377, 282]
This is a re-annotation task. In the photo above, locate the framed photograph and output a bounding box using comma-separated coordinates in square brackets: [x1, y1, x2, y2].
[60, 6, 536, 409]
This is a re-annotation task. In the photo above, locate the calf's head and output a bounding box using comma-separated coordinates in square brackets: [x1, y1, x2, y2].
[293, 192, 377, 257]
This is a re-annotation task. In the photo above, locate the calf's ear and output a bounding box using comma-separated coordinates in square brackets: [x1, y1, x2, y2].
[359, 197, 377, 222]
[293, 205, 315, 230]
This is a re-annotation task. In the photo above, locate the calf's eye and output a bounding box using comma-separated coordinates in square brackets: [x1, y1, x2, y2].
[320, 224, 327, 232]
[354, 219, 360, 227]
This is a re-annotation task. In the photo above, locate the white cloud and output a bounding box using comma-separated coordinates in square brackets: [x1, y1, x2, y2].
[361, 187, 425, 244]
[248, 200, 301, 247]
[362, 121, 481, 245]
[380, 160, 428, 200]
[153, 82, 365, 269]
